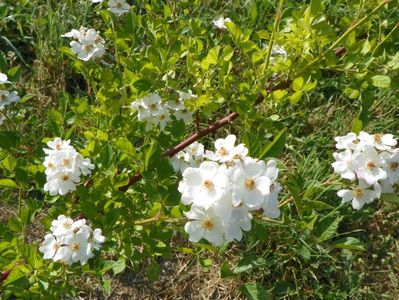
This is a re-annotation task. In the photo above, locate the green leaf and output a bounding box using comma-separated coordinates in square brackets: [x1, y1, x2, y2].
[240, 283, 269, 300]
[292, 77, 304, 92]
[0, 131, 20, 149]
[351, 118, 363, 134]
[313, 215, 343, 242]
[310, 0, 323, 16]
[289, 91, 303, 105]
[234, 256, 270, 274]
[102, 279, 111, 295]
[371, 75, 391, 88]
[259, 128, 286, 159]
[112, 259, 126, 275]
[146, 261, 160, 282]
[114, 138, 135, 156]
[0, 178, 18, 188]
[332, 237, 365, 251]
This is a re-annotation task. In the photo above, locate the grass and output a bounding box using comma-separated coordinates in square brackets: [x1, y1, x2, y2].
[1, 0, 399, 299]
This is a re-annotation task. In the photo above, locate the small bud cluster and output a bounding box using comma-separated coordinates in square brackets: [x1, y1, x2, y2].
[43, 138, 94, 196]
[333, 131, 399, 210]
[175, 134, 282, 246]
[62, 27, 105, 61]
[39, 215, 105, 265]
[130, 91, 196, 131]
[0, 72, 20, 126]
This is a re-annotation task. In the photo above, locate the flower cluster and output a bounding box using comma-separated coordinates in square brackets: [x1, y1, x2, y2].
[62, 27, 105, 61]
[175, 134, 282, 246]
[0, 72, 20, 126]
[130, 90, 196, 131]
[333, 131, 399, 210]
[43, 138, 94, 196]
[39, 215, 105, 265]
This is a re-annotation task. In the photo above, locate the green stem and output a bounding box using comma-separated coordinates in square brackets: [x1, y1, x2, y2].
[264, 0, 285, 71]
[134, 216, 187, 226]
[371, 21, 399, 56]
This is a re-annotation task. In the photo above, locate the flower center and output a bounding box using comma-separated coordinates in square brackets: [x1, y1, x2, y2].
[55, 144, 62, 151]
[83, 44, 93, 52]
[218, 147, 228, 157]
[270, 183, 275, 192]
[48, 162, 55, 169]
[366, 161, 376, 170]
[202, 179, 214, 191]
[201, 218, 214, 231]
[352, 139, 360, 145]
[390, 162, 399, 171]
[116, 2, 122, 8]
[354, 188, 364, 198]
[0, 94, 6, 101]
[373, 133, 382, 144]
[150, 103, 157, 109]
[61, 174, 70, 181]
[63, 221, 72, 229]
[62, 158, 71, 167]
[71, 242, 80, 252]
[53, 242, 61, 251]
[233, 154, 242, 160]
[245, 178, 255, 191]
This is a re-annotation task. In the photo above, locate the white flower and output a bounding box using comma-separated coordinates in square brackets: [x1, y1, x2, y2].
[359, 131, 397, 151]
[337, 181, 380, 210]
[108, 0, 131, 15]
[332, 149, 356, 181]
[171, 151, 191, 173]
[381, 150, 399, 184]
[0, 90, 20, 108]
[231, 158, 271, 209]
[179, 161, 228, 209]
[91, 0, 103, 3]
[206, 134, 248, 163]
[43, 138, 94, 196]
[335, 132, 362, 151]
[223, 205, 252, 242]
[62, 27, 105, 61]
[39, 234, 62, 260]
[352, 146, 387, 185]
[91, 228, 106, 250]
[40, 215, 105, 265]
[44, 171, 81, 195]
[213, 17, 231, 30]
[0, 73, 10, 84]
[184, 206, 224, 246]
[262, 160, 282, 218]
